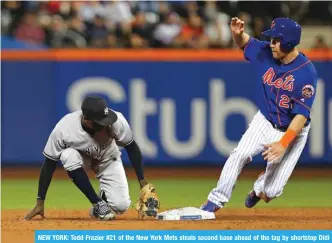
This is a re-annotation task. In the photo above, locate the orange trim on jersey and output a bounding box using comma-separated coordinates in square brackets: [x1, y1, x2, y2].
[275, 88, 282, 126]
[243, 38, 254, 53]
[2, 49, 331, 61]
[258, 171, 265, 178]
[275, 60, 311, 126]
[291, 98, 311, 111]
[285, 60, 311, 74]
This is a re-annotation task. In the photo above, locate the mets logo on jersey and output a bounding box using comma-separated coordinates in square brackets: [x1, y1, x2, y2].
[302, 84, 314, 98]
[262, 67, 294, 91]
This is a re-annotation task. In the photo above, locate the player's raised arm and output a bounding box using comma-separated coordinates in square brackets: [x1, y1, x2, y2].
[230, 17, 250, 49]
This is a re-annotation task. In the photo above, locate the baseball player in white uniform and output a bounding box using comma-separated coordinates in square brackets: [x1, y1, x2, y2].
[24, 96, 159, 220]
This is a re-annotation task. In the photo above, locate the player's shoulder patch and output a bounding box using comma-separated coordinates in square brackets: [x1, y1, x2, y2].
[302, 84, 315, 98]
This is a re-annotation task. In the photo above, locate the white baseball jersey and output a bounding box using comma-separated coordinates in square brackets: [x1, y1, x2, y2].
[43, 110, 133, 162]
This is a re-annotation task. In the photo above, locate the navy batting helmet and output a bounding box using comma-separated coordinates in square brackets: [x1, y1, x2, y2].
[262, 17, 301, 52]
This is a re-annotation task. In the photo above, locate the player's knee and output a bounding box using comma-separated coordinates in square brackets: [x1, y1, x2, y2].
[231, 149, 252, 164]
[109, 197, 131, 214]
[101, 190, 131, 214]
[60, 148, 83, 171]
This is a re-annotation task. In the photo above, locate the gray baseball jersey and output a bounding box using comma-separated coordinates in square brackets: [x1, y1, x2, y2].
[43, 110, 133, 162]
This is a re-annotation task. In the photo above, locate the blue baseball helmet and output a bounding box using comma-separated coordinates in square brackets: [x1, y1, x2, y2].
[262, 17, 301, 52]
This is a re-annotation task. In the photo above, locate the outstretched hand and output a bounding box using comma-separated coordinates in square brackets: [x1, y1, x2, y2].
[23, 199, 45, 220]
[262, 142, 287, 163]
[230, 17, 245, 35]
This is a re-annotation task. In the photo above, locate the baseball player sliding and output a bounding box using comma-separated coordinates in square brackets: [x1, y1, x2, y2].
[24, 96, 159, 220]
[201, 17, 318, 212]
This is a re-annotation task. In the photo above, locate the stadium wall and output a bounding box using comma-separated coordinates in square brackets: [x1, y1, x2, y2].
[2, 49, 332, 166]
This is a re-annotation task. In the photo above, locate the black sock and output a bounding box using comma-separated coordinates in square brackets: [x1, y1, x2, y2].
[67, 167, 101, 204]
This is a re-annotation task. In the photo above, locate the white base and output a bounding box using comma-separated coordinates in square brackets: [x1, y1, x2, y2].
[156, 207, 216, 221]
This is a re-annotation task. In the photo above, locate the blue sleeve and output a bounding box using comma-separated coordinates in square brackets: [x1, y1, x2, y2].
[243, 38, 269, 62]
[291, 78, 317, 118]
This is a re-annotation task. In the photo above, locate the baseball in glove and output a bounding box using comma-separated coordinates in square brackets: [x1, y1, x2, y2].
[135, 179, 160, 219]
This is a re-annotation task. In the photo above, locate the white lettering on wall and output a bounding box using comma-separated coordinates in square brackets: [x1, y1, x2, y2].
[67, 77, 329, 159]
[310, 79, 324, 157]
[160, 98, 207, 158]
[130, 79, 157, 158]
[210, 79, 257, 155]
[67, 77, 126, 111]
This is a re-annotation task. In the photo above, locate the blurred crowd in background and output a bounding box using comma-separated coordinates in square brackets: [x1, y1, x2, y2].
[1, 1, 331, 49]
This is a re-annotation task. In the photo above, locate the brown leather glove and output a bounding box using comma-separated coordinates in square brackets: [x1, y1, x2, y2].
[135, 179, 160, 219]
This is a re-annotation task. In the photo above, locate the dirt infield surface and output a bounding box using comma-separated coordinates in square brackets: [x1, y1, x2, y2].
[2, 208, 332, 243]
[2, 167, 332, 243]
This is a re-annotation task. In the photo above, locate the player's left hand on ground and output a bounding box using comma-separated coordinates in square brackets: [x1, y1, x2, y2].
[23, 199, 45, 220]
[135, 179, 160, 219]
[262, 142, 286, 163]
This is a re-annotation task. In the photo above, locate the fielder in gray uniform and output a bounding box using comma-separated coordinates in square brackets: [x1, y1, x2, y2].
[24, 96, 159, 221]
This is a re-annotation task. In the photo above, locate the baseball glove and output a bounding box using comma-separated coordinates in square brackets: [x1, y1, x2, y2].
[135, 179, 160, 219]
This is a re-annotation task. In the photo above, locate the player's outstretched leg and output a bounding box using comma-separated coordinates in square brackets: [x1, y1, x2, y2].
[60, 148, 115, 220]
[245, 126, 309, 207]
[201, 111, 268, 212]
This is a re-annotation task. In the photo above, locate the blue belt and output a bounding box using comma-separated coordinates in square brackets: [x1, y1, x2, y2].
[267, 120, 288, 132]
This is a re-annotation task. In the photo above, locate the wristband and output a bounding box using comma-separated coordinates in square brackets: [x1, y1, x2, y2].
[279, 129, 297, 148]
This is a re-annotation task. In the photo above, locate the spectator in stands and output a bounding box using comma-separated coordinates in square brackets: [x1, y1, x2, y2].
[101, 1, 133, 48]
[2, 0, 330, 50]
[204, 1, 231, 48]
[311, 35, 330, 50]
[176, 13, 209, 49]
[79, 1, 105, 23]
[46, 1, 60, 15]
[252, 17, 266, 40]
[104, 1, 133, 25]
[88, 15, 108, 48]
[280, 1, 309, 23]
[54, 2, 79, 21]
[14, 10, 45, 46]
[157, 2, 172, 23]
[47, 15, 66, 48]
[1, 1, 25, 36]
[153, 12, 181, 47]
[133, 1, 159, 13]
[62, 15, 87, 48]
[237, 12, 253, 37]
[175, 1, 204, 20]
[1, 2, 14, 35]
[105, 31, 122, 48]
[130, 11, 153, 48]
[130, 1, 159, 25]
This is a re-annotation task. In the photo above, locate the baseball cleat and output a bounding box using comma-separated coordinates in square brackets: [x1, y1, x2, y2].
[245, 190, 261, 208]
[90, 200, 115, 220]
[200, 200, 220, 213]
